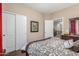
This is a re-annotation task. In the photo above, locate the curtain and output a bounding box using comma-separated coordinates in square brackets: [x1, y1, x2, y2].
[70, 20, 76, 35]
[0, 3, 2, 56]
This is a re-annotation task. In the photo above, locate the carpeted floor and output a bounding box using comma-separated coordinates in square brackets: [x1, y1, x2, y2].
[5, 50, 26, 56]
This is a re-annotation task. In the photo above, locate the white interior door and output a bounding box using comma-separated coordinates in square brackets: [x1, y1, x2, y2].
[45, 20, 53, 38]
[16, 14, 27, 50]
[2, 13, 16, 53]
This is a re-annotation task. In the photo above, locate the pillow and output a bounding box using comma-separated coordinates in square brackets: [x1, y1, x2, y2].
[74, 40, 79, 47]
[64, 39, 73, 48]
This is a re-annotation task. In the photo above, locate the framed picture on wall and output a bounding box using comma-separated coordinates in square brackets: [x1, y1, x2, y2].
[30, 21, 39, 32]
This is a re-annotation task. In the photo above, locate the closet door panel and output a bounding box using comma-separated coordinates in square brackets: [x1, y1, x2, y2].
[6, 13, 16, 53]
[16, 14, 27, 50]
[2, 13, 15, 53]
[2, 13, 7, 52]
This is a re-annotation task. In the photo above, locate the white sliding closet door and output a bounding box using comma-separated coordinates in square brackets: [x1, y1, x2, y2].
[2, 12, 27, 53]
[45, 20, 53, 38]
[16, 14, 27, 50]
[2, 13, 16, 53]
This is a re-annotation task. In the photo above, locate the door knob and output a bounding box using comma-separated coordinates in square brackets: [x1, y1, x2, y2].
[3, 34, 5, 36]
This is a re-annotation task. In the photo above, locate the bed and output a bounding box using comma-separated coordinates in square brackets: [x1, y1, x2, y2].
[26, 37, 79, 56]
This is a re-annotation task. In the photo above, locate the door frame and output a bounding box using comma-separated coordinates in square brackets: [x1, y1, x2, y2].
[53, 17, 64, 37]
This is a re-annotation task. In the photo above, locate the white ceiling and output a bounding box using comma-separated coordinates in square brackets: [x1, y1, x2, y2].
[25, 3, 76, 14]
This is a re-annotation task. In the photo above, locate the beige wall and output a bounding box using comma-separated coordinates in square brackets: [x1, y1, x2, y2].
[43, 13, 53, 20]
[2, 3, 79, 42]
[51, 4, 79, 34]
[2, 3, 44, 42]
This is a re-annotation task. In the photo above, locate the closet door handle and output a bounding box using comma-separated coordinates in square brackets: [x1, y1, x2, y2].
[3, 34, 5, 36]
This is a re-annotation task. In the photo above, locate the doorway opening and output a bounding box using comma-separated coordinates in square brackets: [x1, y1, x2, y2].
[53, 18, 63, 37]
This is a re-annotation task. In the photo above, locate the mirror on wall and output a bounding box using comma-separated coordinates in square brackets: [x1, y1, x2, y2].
[53, 19, 62, 37]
